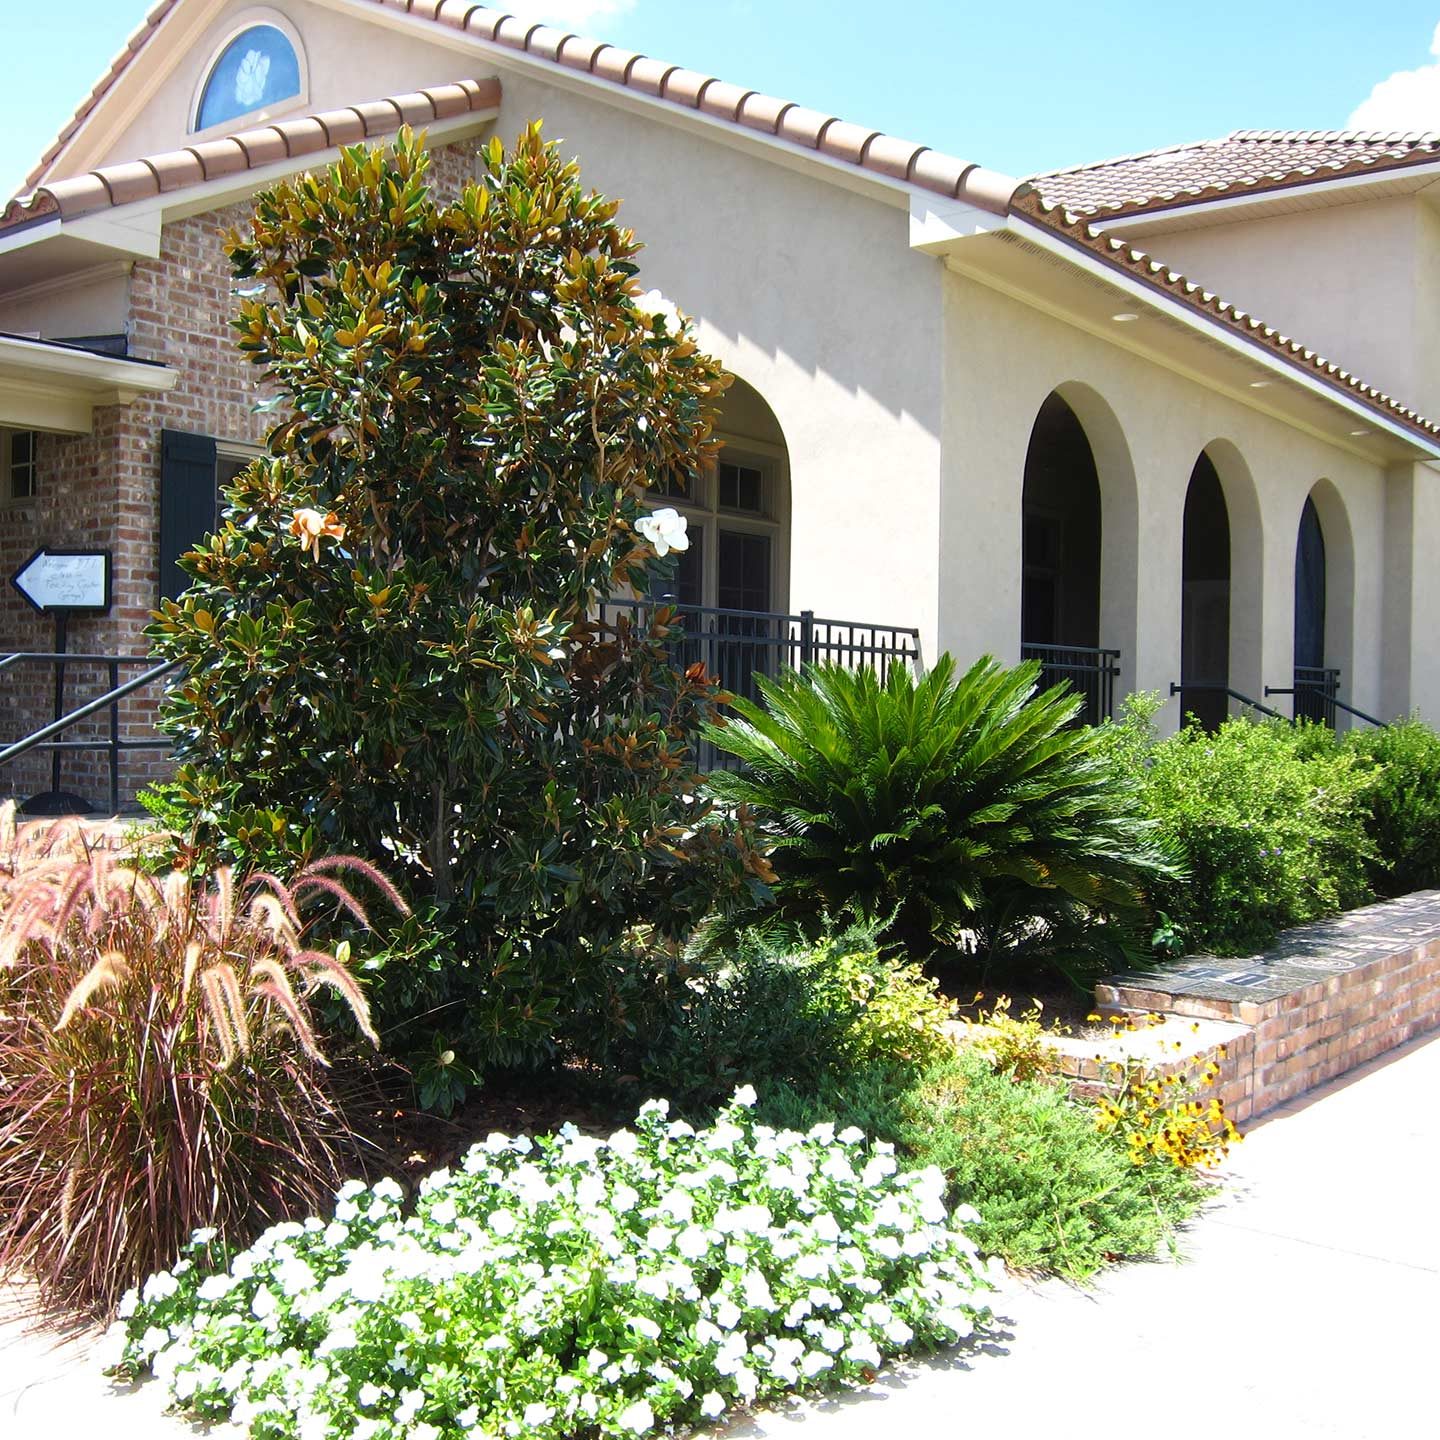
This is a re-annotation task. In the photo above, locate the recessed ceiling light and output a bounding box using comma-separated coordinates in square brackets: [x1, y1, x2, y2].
[1111, 312, 1140, 323]
[1249, 380, 1272, 389]
[1349, 429, 1369, 437]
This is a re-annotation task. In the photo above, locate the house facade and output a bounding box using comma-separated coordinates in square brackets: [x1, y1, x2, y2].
[3, 0, 1440, 808]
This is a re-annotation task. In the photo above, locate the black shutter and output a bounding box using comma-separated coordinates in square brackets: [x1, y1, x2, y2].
[158, 429, 217, 603]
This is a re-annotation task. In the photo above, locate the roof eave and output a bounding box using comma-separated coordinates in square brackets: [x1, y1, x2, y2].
[915, 198, 1440, 462]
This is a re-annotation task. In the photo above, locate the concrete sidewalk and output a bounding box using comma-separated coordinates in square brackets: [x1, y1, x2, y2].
[5, 1031, 1438, 1439]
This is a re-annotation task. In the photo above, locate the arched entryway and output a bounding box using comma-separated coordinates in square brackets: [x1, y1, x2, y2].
[1179, 453, 1232, 730]
[647, 373, 791, 702]
[1020, 388, 1132, 722]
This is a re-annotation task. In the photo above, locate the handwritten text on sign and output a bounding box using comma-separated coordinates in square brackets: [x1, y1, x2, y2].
[10, 550, 111, 613]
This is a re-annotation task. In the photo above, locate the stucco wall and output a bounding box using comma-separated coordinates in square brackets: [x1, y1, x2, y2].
[939, 267, 1398, 729]
[490, 71, 948, 653]
[90, 0, 478, 170]
[1126, 197, 1440, 423]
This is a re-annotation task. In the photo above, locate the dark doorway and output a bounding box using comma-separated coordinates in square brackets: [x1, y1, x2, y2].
[1294, 496, 1331, 723]
[1021, 394, 1111, 720]
[1021, 394, 1101, 649]
[1180, 453, 1231, 731]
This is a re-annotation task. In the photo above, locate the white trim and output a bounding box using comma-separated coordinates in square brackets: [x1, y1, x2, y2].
[0, 334, 176, 397]
[188, 8, 310, 138]
[0, 259, 133, 309]
[997, 213, 1440, 461]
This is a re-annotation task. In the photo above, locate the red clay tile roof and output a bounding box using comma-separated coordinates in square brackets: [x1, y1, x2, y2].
[1010, 188, 1440, 442]
[12, 1, 1438, 446]
[1032, 128, 1440, 218]
[0, 79, 501, 233]
[351, 1, 1022, 213]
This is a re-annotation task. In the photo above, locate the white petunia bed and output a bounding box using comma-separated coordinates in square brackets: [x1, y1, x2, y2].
[108, 1089, 995, 1439]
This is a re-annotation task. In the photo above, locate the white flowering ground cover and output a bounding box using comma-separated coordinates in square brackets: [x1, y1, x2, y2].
[106, 1090, 995, 1439]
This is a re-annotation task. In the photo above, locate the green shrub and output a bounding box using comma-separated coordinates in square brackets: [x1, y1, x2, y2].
[109, 1092, 994, 1436]
[1342, 719, 1440, 896]
[758, 1051, 1204, 1282]
[0, 807, 397, 1317]
[612, 929, 954, 1111]
[703, 656, 1179, 978]
[1104, 697, 1375, 955]
[146, 127, 762, 1081]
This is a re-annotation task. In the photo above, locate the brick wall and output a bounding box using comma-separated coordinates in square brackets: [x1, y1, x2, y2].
[0, 140, 481, 812]
[1090, 893, 1440, 1123]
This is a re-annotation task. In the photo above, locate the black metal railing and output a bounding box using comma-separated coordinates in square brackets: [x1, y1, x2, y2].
[1169, 681, 1286, 722]
[599, 601, 922, 769]
[1265, 667, 1386, 729]
[0, 653, 179, 814]
[1021, 642, 1121, 726]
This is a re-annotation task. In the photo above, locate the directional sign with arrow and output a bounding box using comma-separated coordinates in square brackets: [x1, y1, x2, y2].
[10, 547, 111, 615]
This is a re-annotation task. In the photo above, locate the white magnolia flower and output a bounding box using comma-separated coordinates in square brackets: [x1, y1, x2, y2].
[634, 507, 689, 558]
[631, 288, 682, 329]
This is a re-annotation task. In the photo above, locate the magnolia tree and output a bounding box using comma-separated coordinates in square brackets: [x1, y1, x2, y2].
[149, 127, 769, 1078]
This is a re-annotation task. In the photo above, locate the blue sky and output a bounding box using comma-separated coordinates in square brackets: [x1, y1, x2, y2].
[8, 1, 1440, 198]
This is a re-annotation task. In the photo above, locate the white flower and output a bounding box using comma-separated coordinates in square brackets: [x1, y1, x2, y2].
[358, 1382, 384, 1408]
[700, 1391, 726, 1418]
[715, 1299, 742, 1330]
[618, 1398, 655, 1432]
[116, 1288, 139, 1319]
[488, 1210, 518, 1238]
[141, 1271, 179, 1304]
[732, 1083, 758, 1108]
[742, 1269, 774, 1309]
[523, 1402, 554, 1426]
[676, 1226, 708, 1260]
[629, 1314, 661, 1341]
[632, 288, 681, 329]
[634, 508, 689, 558]
[190, 1227, 218, 1245]
[198, 1274, 235, 1302]
[611, 1184, 640, 1214]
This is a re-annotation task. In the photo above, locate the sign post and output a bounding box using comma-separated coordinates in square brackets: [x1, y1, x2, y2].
[9, 547, 113, 813]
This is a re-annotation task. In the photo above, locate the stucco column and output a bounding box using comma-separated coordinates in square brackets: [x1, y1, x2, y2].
[1130, 455, 1185, 730]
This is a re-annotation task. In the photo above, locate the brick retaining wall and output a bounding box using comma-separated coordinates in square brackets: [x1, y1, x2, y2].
[1088, 891, 1440, 1123]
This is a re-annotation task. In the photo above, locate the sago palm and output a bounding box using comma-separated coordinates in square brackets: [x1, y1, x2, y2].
[703, 655, 1179, 967]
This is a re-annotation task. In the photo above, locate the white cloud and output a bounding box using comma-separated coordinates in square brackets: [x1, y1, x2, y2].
[1348, 21, 1440, 131]
[498, 0, 637, 29]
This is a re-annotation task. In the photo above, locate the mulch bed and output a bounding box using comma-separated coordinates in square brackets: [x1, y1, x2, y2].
[350, 1065, 633, 1188]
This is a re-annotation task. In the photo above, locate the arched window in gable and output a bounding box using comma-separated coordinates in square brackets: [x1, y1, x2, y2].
[194, 21, 303, 133]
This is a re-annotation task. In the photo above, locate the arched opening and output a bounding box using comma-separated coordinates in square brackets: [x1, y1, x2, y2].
[1293, 496, 1328, 721]
[1293, 480, 1356, 726]
[648, 373, 791, 702]
[1020, 391, 1116, 722]
[1180, 452, 1232, 730]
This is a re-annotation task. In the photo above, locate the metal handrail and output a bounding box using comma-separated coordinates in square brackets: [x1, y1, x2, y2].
[1328, 695, 1388, 729]
[1169, 681, 1285, 721]
[0, 657, 179, 813]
